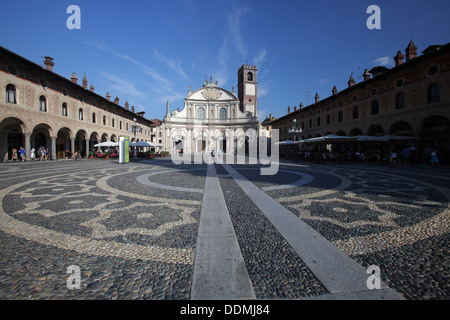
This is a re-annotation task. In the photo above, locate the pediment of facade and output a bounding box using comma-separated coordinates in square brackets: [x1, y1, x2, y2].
[187, 85, 237, 102]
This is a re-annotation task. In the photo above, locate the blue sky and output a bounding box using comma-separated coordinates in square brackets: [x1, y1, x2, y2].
[2, 0, 450, 120]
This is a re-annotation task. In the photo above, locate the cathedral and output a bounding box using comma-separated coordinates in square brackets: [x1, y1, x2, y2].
[162, 64, 262, 154]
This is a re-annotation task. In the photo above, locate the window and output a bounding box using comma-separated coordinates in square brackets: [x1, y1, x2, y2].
[395, 79, 404, 88]
[92, 112, 96, 123]
[120, 121, 122, 130]
[112, 118, 115, 128]
[427, 65, 439, 77]
[396, 93, 405, 109]
[317, 117, 321, 127]
[326, 114, 331, 125]
[220, 108, 227, 120]
[103, 116, 106, 125]
[247, 72, 253, 81]
[428, 83, 441, 103]
[371, 100, 379, 115]
[352, 106, 359, 119]
[198, 107, 205, 119]
[39, 96, 47, 112]
[6, 84, 16, 104]
[62, 103, 68, 117]
[79, 108, 84, 120]
[309, 119, 312, 128]
[338, 111, 343, 122]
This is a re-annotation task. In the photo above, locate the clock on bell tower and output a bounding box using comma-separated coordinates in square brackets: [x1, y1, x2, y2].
[237, 64, 258, 116]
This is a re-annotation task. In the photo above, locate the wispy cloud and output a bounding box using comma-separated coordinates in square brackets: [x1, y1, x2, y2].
[258, 81, 270, 97]
[86, 40, 172, 88]
[216, 5, 250, 84]
[253, 48, 267, 66]
[372, 56, 393, 67]
[99, 71, 147, 100]
[154, 49, 187, 78]
[315, 78, 332, 86]
[226, 6, 249, 57]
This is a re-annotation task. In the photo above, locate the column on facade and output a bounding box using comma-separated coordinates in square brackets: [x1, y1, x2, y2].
[51, 136, 57, 160]
[71, 138, 75, 158]
[24, 132, 31, 161]
[85, 139, 90, 158]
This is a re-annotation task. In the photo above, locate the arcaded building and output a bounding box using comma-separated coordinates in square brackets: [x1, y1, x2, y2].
[0, 46, 156, 161]
[271, 40, 450, 162]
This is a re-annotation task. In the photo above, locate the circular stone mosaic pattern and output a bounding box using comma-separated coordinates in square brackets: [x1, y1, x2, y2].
[0, 167, 204, 265]
[261, 166, 450, 256]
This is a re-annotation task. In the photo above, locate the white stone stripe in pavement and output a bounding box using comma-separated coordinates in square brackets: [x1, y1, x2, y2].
[223, 164, 404, 300]
[190, 164, 255, 300]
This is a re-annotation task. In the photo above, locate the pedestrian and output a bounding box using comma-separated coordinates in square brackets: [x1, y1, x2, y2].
[390, 150, 397, 167]
[211, 149, 215, 158]
[430, 150, 439, 166]
[31, 147, 35, 161]
[402, 147, 410, 165]
[19, 147, 25, 161]
[45, 148, 49, 160]
[11, 148, 18, 162]
[39, 147, 45, 161]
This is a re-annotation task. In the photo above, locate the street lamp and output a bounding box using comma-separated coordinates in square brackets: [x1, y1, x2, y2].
[288, 119, 302, 140]
[129, 118, 142, 159]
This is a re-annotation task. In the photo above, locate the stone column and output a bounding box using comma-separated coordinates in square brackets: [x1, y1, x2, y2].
[71, 138, 75, 157]
[25, 132, 31, 161]
[51, 136, 57, 160]
[85, 139, 90, 158]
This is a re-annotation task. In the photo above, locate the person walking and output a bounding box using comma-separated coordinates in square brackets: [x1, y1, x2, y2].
[402, 147, 410, 165]
[19, 147, 25, 161]
[10, 148, 18, 162]
[430, 150, 439, 166]
[390, 150, 397, 167]
[39, 147, 45, 161]
[30, 147, 35, 161]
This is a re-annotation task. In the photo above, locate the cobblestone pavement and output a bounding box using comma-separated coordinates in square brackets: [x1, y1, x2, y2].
[0, 158, 448, 300]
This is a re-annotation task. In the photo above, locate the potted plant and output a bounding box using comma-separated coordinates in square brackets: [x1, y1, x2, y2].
[104, 151, 110, 159]
[89, 151, 94, 159]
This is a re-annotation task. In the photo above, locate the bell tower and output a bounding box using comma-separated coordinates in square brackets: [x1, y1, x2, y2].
[237, 64, 258, 116]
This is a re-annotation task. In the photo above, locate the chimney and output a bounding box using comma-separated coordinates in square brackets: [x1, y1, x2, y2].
[405, 39, 417, 62]
[348, 73, 355, 88]
[114, 96, 119, 105]
[106, 92, 111, 101]
[315, 92, 319, 103]
[89, 84, 95, 92]
[125, 101, 129, 110]
[131, 106, 135, 113]
[288, 106, 291, 114]
[44, 56, 54, 71]
[294, 106, 297, 112]
[299, 102, 303, 109]
[394, 50, 404, 67]
[332, 86, 337, 95]
[363, 69, 371, 81]
[70, 72, 78, 84]
[82, 74, 88, 89]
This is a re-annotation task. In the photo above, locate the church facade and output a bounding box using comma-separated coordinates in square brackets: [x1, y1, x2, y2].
[162, 65, 261, 154]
